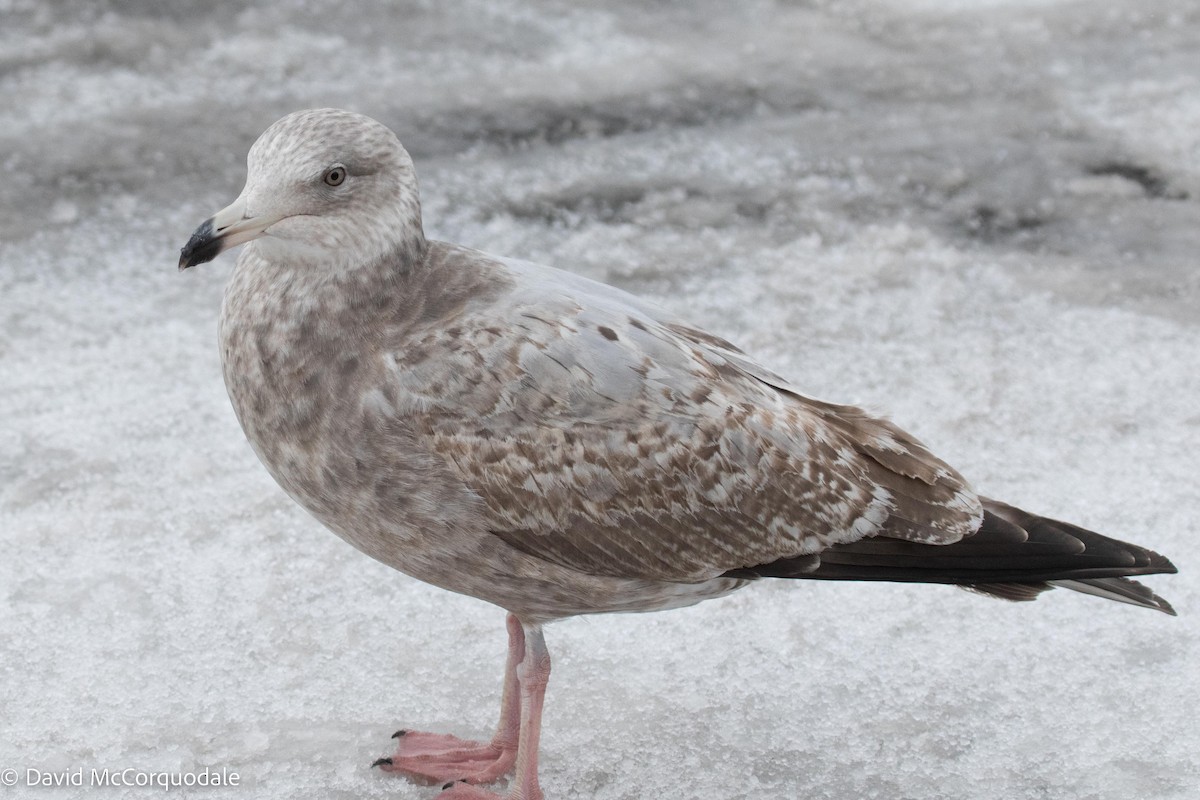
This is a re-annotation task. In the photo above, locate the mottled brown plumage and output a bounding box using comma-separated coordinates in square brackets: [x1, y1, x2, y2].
[180, 109, 1176, 800]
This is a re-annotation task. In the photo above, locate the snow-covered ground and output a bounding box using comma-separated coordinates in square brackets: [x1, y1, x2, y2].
[2, 1, 1197, 797]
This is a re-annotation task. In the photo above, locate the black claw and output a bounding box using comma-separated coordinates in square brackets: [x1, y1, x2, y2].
[391, 729, 407, 739]
[442, 781, 458, 790]
[371, 757, 393, 768]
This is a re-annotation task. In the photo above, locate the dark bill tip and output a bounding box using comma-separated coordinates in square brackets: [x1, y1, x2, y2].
[178, 218, 221, 271]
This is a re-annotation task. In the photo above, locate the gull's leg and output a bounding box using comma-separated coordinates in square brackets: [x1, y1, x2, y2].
[374, 613, 524, 784]
[433, 621, 551, 800]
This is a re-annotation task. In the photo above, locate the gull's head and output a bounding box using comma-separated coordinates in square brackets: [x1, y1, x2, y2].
[179, 108, 424, 271]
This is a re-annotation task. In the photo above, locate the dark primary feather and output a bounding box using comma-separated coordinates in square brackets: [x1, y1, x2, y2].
[727, 499, 1178, 614]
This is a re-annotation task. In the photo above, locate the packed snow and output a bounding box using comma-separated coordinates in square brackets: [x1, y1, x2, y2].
[1, 1, 1196, 798]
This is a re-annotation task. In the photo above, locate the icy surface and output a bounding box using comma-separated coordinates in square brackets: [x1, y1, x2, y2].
[1, 1, 1197, 798]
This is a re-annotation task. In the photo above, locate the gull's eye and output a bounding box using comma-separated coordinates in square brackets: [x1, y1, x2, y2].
[323, 166, 346, 187]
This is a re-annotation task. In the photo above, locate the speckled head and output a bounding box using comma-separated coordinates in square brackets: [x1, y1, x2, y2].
[179, 108, 426, 272]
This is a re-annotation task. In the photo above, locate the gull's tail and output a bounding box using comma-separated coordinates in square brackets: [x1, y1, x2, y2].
[730, 498, 1178, 614]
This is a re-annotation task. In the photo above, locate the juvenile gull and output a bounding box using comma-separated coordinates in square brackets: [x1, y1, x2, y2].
[179, 108, 1176, 799]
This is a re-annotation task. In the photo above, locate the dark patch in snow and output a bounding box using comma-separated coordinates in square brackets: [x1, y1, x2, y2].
[1086, 162, 1189, 201]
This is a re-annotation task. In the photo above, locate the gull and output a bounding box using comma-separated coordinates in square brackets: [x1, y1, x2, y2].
[179, 108, 1176, 799]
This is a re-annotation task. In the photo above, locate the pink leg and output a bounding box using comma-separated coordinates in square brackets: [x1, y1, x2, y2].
[374, 614, 526, 785]
[432, 623, 551, 800]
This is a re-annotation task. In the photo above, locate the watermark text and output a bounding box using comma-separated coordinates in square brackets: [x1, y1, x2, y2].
[5, 767, 239, 790]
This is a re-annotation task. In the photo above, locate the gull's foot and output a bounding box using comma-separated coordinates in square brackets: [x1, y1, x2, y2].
[374, 730, 516, 785]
